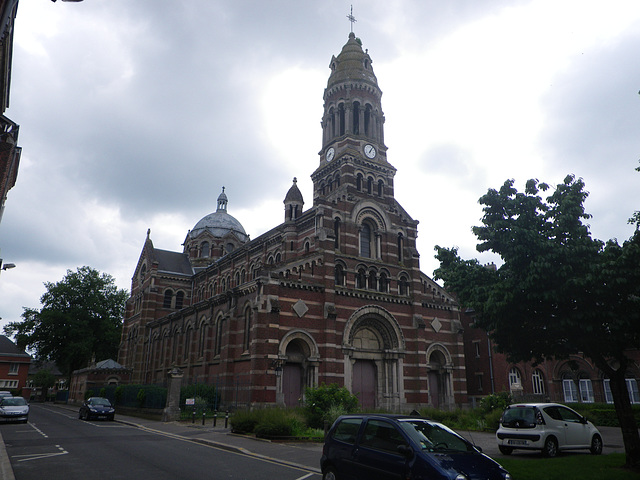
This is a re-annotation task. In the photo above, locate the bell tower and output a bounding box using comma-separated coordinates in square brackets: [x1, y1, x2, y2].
[312, 32, 396, 205]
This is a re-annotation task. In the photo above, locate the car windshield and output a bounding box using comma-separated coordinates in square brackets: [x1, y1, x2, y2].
[399, 420, 473, 453]
[89, 398, 111, 406]
[2, 397, 27, 406]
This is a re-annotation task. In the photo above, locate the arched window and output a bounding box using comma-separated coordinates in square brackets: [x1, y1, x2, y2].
[398, 275, 410, 295]
[356, 268, 367, 289]
[275, 252, 282, 263]
[335, 264, 345, 286]
[360, 223, 373, 258]
[305, 241, 310, 253]
[338, 103, 345, 135]
[201, 241, 210, 257]
[356, 173, 363, 191]
[397, 233, 404, 262]
[334, 217, 341, 249]
[378, 272, 388, 293]
[377, 179, 384, 196]
[139, 264, 147, 282]
[175, 291, 184, 310]
[367, 177, 373, 194]
[509, 367, 522, 390]
[353, 101, 360, 134]
[532, 369, 545, 395]
[163, 290, 173, 309]
[243, 307, 252, 352]
[364, 104, 372, 136]
[335, 173, 340, 187]
[368, 270, 377, 290]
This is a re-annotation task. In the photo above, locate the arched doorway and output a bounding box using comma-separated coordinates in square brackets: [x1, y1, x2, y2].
[344, 306, 405, 411]
[427, 346, 453, 410]
[277, 330, 320, 407]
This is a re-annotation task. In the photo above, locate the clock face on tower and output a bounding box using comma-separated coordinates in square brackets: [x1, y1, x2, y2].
[364, 144, 376, 159]
[326, 147, 335, 162]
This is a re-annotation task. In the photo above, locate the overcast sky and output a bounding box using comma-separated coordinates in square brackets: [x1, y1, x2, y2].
[1, 0, 638, 334]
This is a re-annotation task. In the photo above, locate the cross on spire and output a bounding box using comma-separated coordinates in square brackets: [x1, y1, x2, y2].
[347, 5, 357, 33]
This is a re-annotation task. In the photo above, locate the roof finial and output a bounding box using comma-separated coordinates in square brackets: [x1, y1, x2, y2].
[347, 5, 357, 33]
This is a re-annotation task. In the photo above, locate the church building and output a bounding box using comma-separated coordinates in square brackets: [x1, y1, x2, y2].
[118, 33, 470, 411]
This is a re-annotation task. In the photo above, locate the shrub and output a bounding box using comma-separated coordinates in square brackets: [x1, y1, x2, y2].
[479, 391, 512, 414]
[254, 410, 294, 438]
[304, 383, 359, 429]
[230, 409, 260, 434]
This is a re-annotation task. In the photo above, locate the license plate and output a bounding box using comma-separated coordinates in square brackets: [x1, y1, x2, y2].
[508, 440, 528, 446]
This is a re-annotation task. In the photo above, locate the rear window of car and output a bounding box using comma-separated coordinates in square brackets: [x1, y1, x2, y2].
[332, 418, 362, 444]
[501, 406, 537, 427]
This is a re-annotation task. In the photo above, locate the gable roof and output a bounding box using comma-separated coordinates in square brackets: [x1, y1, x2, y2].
[0, 335, 31, 358]
[154, 249, 193, 275]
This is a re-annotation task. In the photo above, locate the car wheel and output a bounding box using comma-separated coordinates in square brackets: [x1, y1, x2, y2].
[498, 445, 513, 455]
[590, 434, 603, 455]
[542, 436, 558, 458]
[323, 466, 339, 480]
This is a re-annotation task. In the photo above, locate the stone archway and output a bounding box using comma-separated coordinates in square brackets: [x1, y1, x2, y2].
[343, 306, 405, 411]
[426, 344, 454, 410]
[277, 330, 320, 407]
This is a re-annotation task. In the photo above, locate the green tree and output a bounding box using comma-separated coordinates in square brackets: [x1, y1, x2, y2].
[434, 175, 640, 470]
[32, 368, 56, 400]
[3, 266, 128, 380]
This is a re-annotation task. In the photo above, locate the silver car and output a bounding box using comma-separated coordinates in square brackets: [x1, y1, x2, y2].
[496, 403, 602, 457]
[0, 396, 29, 423]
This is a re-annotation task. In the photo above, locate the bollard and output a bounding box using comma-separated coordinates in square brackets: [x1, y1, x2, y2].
[202, 411, 206, 426]
[192, 410, 196, 424]
[225, 410, 229, 429]
[213, 410, 218, 427]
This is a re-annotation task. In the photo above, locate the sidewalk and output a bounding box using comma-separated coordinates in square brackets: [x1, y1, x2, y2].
[113, 412, 323, 473]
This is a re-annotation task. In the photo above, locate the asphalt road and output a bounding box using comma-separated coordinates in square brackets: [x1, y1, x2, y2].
[1, 404, 321, 480]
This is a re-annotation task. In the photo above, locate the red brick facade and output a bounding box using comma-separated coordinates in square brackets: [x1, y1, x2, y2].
[118, 33, 470, 411]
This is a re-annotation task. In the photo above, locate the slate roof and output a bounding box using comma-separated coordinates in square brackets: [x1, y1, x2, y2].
[154, 249, 193, 275]
[0, 335, 30, 358]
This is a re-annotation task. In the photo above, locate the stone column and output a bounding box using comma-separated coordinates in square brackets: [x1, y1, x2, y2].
[162, 367, 183, 422]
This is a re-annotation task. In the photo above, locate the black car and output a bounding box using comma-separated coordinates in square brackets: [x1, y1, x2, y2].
[321, 414, 511, 480]
[79, 397, 115, 421]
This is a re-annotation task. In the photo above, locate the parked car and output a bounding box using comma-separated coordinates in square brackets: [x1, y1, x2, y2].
[0, 391, 11, 398]
[0, 396, 29, 423]
[496, 402, 603, 457]
[321, 414, 511, 480]
[79, 397, 115, 421]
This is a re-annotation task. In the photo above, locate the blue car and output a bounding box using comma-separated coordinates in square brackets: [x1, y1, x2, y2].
[321, 414, 511, 480]
[78, 397, 115, 421]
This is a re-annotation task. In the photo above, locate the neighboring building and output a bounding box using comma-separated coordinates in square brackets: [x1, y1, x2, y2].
[119, 33, 470, 411]
[27, 360, 66, 401]
[0, 334, 31, 393]
[0, 0, 20, 225]
[69, 359, 132, 403]
[463, 314, 640, 407]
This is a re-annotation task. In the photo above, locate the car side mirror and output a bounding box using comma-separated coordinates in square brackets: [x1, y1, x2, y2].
[397, 444, 414, 458]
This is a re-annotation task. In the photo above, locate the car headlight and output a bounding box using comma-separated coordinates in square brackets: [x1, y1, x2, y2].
[455, 475, 468, 480]
[90, 408, 98, 412]
[504, 474, 512, 480]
